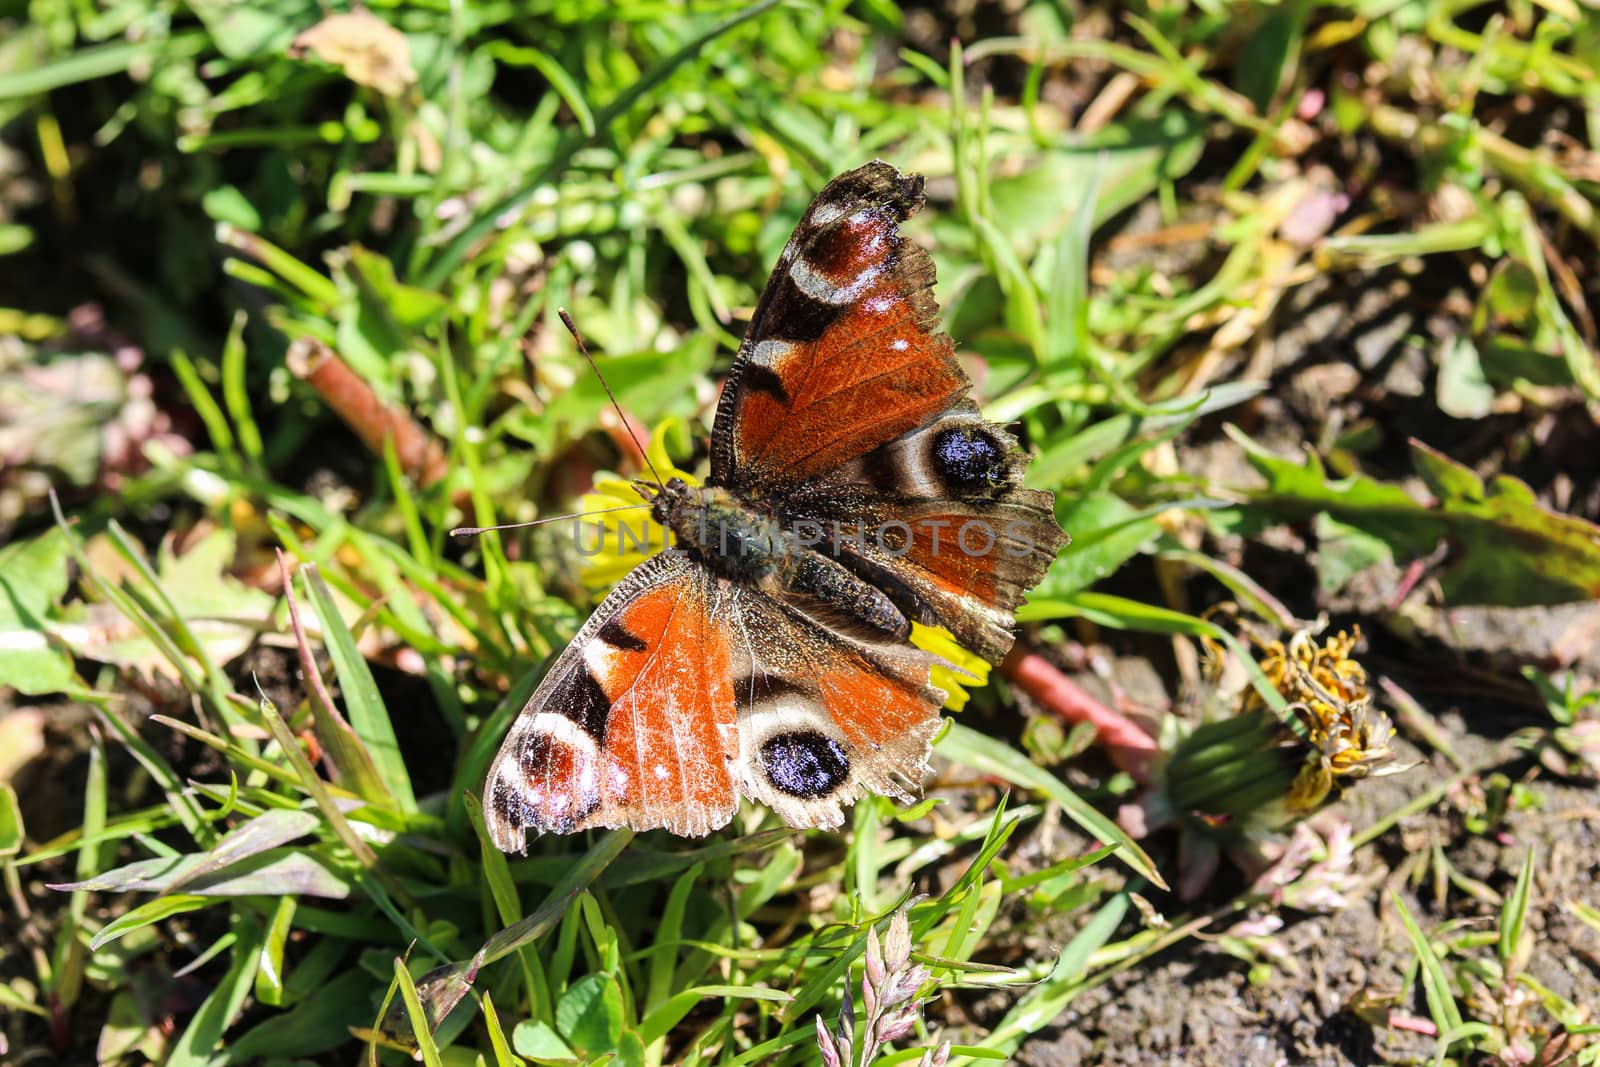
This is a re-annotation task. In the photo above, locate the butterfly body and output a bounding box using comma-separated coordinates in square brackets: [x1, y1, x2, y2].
[484, 162, 1068, 851]
[647, 477, 913, 640]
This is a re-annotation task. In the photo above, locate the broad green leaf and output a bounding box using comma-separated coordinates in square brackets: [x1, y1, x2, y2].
[1436, 336, 1494, 419]
[613, 1029, 648, 1067]
[1410, 441, 1600, 602]
[511, 1019, 578, 1063]
[1233, 427, 1600, 605]
[333, 246, 450, 389]
[986, 111, 1206, 258]
[188, 0, 313, 58]
[349, 246, 449, 329]
[1311, 514, 1394, 597]
[556, 974, 624, 1054]
[0, 529, 77, 695]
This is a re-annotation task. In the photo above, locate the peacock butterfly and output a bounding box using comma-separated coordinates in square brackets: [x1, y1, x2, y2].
[483, 162, 1068, 849]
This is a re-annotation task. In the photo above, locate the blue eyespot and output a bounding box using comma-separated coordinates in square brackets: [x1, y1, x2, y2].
[760, 731, 850, 799]
[931, 426, 1006, 492]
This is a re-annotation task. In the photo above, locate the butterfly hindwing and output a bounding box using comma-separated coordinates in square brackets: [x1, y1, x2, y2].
[485, 556, 951, 847]
[483, 551, 739, 851]
[724, 590, 947, 830]
[784, 405, 1066, 664]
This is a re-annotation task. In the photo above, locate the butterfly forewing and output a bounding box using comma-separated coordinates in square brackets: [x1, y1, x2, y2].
[710, 163, 968, 491]
[483, 551, 739, 851]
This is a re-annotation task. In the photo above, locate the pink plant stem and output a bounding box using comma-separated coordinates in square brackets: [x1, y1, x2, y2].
[1001, 646, 1159, 783]
[286, 339, 450, 488]
[1387, 1012, 1438, 1036]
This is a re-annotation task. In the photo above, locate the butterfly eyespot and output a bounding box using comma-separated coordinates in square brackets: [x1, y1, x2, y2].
[491, 777, 533, 827]
[759, 730, 851, 799]
[514, 728, 602, 831]
[931, 425, 1008, 493]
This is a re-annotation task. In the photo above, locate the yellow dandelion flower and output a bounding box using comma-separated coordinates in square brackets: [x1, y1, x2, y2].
[575, 419, 697, 593]
[909, 622, 989, 712]
[1168, 623, 1399, 826]
[1268, 627, 1396, 785]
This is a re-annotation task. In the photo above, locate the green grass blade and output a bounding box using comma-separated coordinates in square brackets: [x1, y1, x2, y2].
[937, 722, 1163, 887]
[0, 33, 207, 98]
[88, 894, 212, 951]
[1390, 890, 1465, 1038]
[957, 892, 1130, 1063]
[419, 0, 785, 287]
[0, 784, 21, 857]
[393, 956, 446, 1067]
[165, 914, 263, 1067]
[255, 894, 297, 1007]
[1498, 844, 1536, 968]
[300, 563, 417, 811]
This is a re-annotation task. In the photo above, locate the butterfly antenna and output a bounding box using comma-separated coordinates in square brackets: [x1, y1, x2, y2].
[451, 503, 651, 538]
[558, 306, 665, 488]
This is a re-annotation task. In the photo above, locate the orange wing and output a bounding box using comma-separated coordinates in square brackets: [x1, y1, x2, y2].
[781, 406, 1068, 665]
[725, 591, 946, 830]
[710, 162, 967, 491]
[483, 552, 738, 850]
